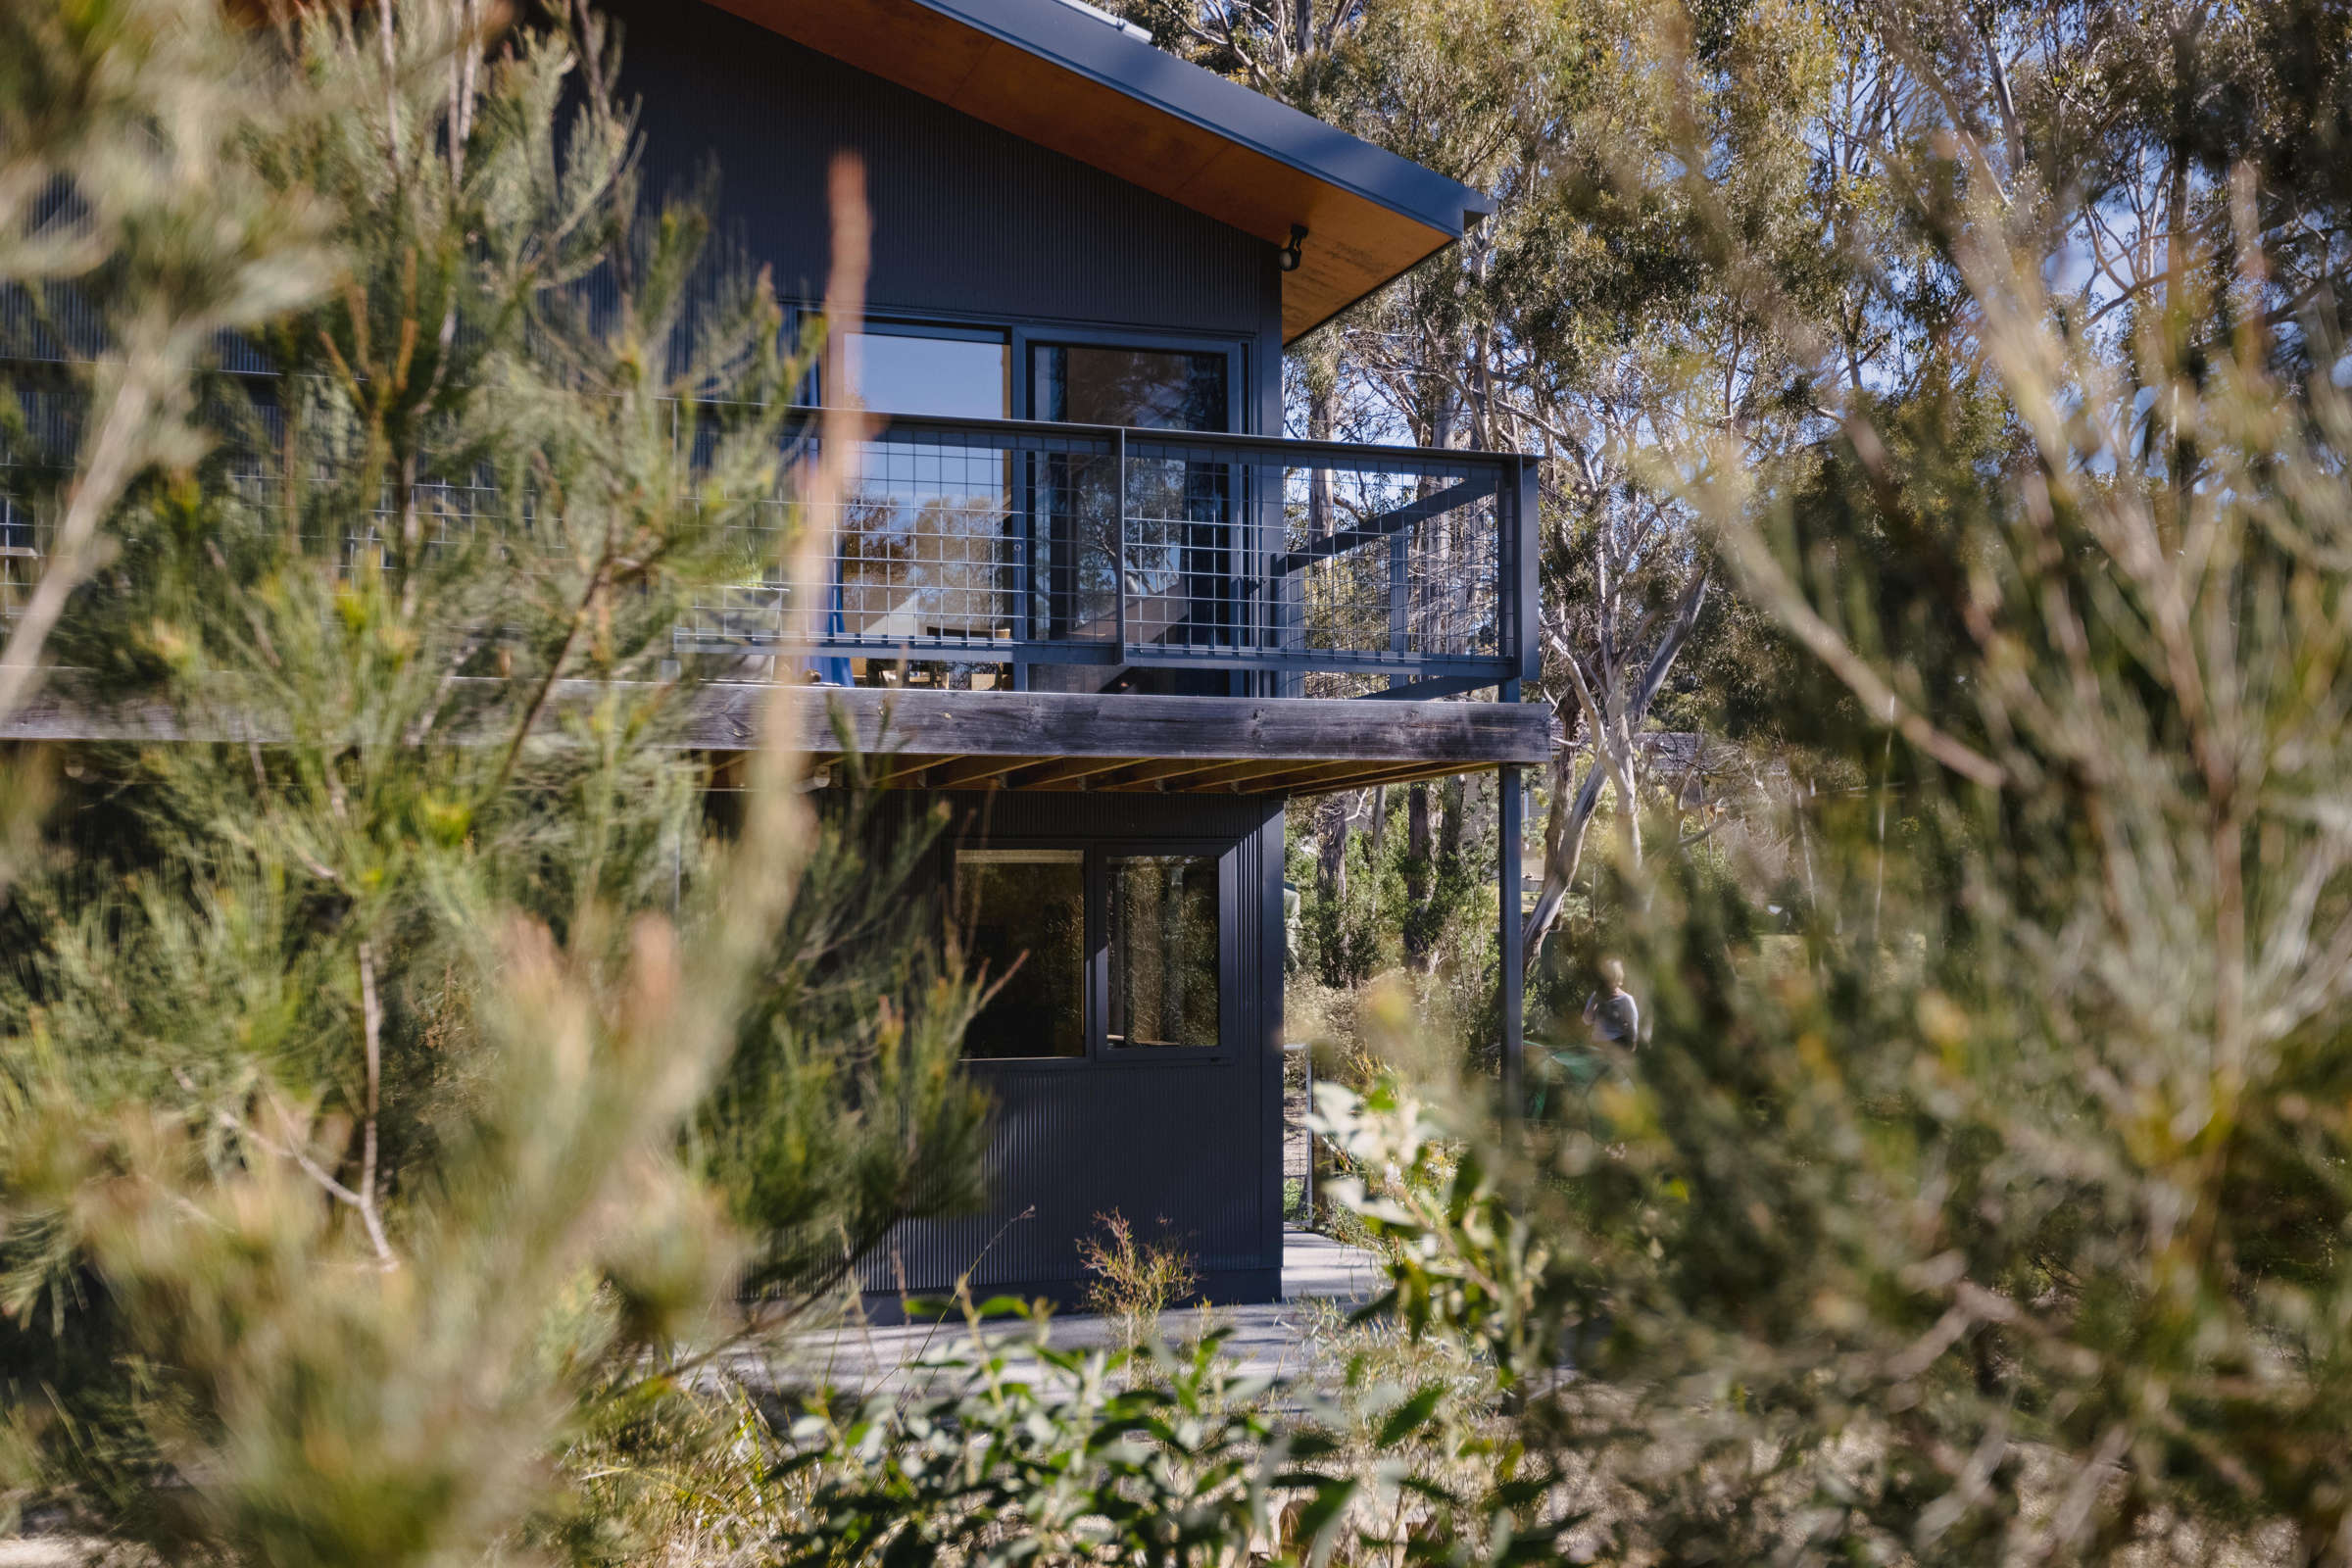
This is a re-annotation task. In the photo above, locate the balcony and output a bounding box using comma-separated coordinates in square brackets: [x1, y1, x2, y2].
[677, 412, 1538, 704]
[1, 405, 1550, 792]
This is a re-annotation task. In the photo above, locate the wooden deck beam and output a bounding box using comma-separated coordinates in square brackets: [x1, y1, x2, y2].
[6, 679, 1553, 798]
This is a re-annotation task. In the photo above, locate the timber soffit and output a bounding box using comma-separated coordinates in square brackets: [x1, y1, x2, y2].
[694, 0, 1494, 341]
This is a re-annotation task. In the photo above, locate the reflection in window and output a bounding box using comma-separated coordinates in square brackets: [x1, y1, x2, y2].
[1107, 855, 1219, 1049]
[1031, 346, 1234, 678]
[843, 331, 1008, 419]
[1032, 345, 1228, 432]
[957, 850, 1085, 1059]
[832, 330, 1014, 650]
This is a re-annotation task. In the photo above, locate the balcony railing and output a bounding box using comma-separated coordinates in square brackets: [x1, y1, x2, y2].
[1, 394, 1536, 702]
[677, 412, 1537, 700]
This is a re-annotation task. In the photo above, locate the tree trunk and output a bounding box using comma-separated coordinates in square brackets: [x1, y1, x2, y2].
[1532, 567, 1713, 956]
[1307, 368, 1334, 540]
[1402, 782, 1433, 967]
[1610, 732, 1644, 874]
[1316, 792, 1350, 902]
[1522, 741, 1604, 957]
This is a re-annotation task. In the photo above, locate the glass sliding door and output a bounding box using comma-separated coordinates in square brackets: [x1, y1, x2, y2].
[830, 325, 1014, 675]
[1029, 345, 1236, 688]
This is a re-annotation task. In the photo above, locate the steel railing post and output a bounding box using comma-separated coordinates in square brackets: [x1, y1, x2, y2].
[1515, 453, 1542, 685]
[1113, 424, 1128, 659]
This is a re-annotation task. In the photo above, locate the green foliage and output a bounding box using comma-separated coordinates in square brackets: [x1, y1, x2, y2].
[1299, 127, 2352, 1563]
[0, 2, 990, 1557]
[1080, 1212, 1200, 1353]
[1288, 786, 1494, 1022]
[697, 787, 996, 1309]
[779, 1310, 1312, 1567]
[8, 0, 2352, 1564]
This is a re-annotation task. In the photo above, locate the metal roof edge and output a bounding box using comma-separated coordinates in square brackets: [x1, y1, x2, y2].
[910, 0, 1493, 238]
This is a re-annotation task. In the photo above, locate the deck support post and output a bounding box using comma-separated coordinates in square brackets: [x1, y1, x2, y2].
[1498, 682, 1526, 1123]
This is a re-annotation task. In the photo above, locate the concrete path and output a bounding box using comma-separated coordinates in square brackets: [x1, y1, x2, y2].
[0, 1234, 1392, 1565]
[759, 1228, 1388, 1392]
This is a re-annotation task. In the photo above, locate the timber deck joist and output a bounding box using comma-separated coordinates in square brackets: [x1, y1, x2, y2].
[4, 682, 1550, 797]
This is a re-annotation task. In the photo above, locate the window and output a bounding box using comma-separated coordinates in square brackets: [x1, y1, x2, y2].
[956, 850, 1085, 1059]
[1031, 344, 1228, 432]
[842, 328, 1007, 419]
[1106, 854, 1220, 1049]
[955, 845, 1228, 1059]
[829, 325, 1013, 650]
[1029, 345, 1236, 678]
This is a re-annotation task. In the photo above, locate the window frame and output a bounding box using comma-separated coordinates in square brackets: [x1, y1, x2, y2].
[947, 837, 1240, 1070]
[1092, 839, 1238, 1062]
[1018, 329, 1244, 433]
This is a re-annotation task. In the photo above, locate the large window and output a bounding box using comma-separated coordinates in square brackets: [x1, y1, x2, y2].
[1106, 855, 1219, 1049]
[828, 324, 1014, 651]
[956, 850, 1086, 1059]
[1030, 344, 1236, 675]
[955, 845, 1226, 1059]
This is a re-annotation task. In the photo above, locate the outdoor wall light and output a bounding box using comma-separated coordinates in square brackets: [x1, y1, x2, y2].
[1278, 223, 1308, 271]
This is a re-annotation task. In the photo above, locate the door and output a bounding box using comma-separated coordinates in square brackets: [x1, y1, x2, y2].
[830, 323, 1015, 660]
[1029, 344, 1238, 692]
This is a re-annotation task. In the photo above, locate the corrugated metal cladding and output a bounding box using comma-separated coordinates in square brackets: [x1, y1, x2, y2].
[603, 0, 1276, 340]
[856, 790, 1288, 1304]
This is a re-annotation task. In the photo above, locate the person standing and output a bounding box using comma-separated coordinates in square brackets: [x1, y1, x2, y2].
[1583, 957, 1642, 1049]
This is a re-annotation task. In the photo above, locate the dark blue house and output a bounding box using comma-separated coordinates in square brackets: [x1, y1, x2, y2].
[598, 0, 1547, 1309]
[1, 0, 1547, 1310]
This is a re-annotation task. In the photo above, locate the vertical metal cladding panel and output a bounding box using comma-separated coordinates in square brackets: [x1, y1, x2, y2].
[855, 791, 1286, 1298]
[601, 0, 1271, 340]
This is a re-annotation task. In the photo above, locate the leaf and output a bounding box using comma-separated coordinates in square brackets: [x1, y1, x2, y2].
[1375, 1382, 1447, 1449]
[1290, 1476, 1361, 1568]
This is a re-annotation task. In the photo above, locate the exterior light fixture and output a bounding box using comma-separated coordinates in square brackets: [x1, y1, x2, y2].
[1278, 223, 1308, 271]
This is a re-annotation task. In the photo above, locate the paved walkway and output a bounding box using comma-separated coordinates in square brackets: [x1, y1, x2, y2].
[761, 1228, 1387, 1391]
[0, 1235, 1390, 1565]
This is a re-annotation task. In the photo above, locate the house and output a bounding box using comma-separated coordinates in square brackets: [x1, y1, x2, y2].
[8, 0, 1549, 1312]
[607, 0, 1544, 1310]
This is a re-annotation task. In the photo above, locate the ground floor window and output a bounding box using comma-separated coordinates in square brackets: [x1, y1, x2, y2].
[956, 849, 1086, 1059]
[955, 844, 1228, 1059]
[1106, 854, 1219, 1049]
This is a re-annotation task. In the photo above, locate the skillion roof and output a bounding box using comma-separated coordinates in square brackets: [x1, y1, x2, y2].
[700, 0, 1494, 340]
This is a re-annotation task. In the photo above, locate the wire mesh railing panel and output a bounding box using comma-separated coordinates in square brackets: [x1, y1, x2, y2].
[690, 416, 1522, 689]
[2, 390, 1524, 690]
[1268, 448, 1504, 674]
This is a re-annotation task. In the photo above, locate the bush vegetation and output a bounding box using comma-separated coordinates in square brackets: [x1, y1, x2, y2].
[4, 0, 2352, 1565]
